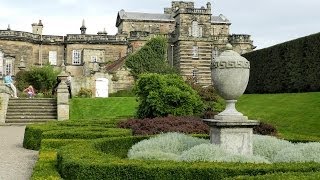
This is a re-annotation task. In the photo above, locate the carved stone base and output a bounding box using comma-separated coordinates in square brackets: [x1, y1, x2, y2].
[203, 119, 259, 155]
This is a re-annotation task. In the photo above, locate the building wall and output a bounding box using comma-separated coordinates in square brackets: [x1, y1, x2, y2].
[120, 21, 175, 36]
[65, 43, 127, 65]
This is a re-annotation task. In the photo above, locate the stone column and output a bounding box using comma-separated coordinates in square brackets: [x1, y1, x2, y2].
[57, 71, 69, 121]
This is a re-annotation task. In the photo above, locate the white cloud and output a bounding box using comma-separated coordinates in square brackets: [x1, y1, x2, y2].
[58, 0, 78, 5]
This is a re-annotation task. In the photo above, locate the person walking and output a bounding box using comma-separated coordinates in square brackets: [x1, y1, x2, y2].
[4, 73, 18, 98]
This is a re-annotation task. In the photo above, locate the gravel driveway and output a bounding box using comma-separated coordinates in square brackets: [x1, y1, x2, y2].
[0, 125, 38, 180]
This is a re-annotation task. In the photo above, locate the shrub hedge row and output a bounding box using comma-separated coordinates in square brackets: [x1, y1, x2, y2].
[243, 32, 320, 93]
[232, 171, 320, 180]
[57, 136, 320, 179]
[23, 122, 131, 150]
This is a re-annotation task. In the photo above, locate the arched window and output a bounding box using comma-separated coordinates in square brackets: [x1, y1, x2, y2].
[191, 21, 203, 37]
[192, 21, 199, 37]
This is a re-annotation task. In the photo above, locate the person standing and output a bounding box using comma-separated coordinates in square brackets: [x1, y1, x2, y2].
[4, 73, 18, 98]
[66, 72, 72, 99]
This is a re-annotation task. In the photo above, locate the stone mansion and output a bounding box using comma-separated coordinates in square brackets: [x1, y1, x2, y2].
[0, 1, 254, 97]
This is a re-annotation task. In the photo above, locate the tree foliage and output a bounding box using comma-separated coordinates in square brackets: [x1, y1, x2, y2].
[243, 32, 320, 93]
[15, 65, 60, 95]
[125, 36, 177, 78]
[134, 73, 204, 118]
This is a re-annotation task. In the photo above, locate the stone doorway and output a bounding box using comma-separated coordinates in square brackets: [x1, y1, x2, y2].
[95, 78, 108, 97]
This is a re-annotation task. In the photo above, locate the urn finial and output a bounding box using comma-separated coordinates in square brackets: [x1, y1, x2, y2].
[211, 43, 250, 121]
[226, 43, 233, 50]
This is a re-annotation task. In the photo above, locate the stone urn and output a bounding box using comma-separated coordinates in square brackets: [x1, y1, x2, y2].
[203, 44, 259, 155]
[211, 44, 250, 121]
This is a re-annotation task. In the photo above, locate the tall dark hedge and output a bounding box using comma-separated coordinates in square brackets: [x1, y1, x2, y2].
[243, 32, 320, 93]
[125, 36, 177, 79]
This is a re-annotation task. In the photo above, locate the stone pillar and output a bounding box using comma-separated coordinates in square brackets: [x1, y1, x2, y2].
[57, 71, 69, 121]
[0, 82, 12, 124]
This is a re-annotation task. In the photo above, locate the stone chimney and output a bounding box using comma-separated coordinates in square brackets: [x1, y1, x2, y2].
[32, 20, 43, 35]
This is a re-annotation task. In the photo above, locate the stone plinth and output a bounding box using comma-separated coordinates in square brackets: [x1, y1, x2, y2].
[203, 119, 259, 155]
[57, 75, 69, 121]
[0, 84, 11, 124]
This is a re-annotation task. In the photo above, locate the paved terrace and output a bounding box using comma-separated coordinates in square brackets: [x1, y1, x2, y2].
[0, 125, 38, 180]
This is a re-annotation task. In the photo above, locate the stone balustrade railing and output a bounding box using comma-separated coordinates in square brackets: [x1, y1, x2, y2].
[229, 34, 253, 43]
[0, 30, 127, 44]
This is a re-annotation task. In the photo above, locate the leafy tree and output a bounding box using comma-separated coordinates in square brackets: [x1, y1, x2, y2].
[134, 73, 204, 118]
[125, 36, 177, 78]
[15, 65, 60, 95]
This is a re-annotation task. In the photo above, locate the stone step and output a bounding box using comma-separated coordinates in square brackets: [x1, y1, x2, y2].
[5, 98, 58, 123]
[7, 108, 57, 112]
[8, 103, 57, 107]
[9, 98, 56, 102]
[6, 112, 57, 116]
[5, 119, 57, 123]
[7, 105, 57, 109]
[6, 115, 57, 119]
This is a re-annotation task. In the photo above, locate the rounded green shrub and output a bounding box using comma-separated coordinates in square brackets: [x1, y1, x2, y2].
[135, 73, 204, 118]
[77, 87, 93, 98]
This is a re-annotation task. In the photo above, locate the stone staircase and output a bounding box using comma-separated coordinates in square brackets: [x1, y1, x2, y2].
[5, 98, 57, 123]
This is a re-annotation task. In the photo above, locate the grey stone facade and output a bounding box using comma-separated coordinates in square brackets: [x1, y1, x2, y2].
[0, 1, 255, 95]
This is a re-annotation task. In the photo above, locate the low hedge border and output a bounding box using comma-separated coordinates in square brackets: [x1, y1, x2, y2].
[231, 171, 320, 179]
[31, 139, 89, 180]
[31, 150, 61, 180]
[23, 122, 132, 150]
[57, 136, 320, 179]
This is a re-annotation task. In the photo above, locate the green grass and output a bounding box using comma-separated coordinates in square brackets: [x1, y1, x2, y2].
[237, 92, 320, 141]
[70, 97, 138, 122]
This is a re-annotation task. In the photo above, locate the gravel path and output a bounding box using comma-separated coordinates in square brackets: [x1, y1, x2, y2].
[0, 126, 38, 180]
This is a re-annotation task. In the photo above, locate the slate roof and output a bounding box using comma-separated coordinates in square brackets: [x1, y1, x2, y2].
[211, 14, 231, 24]
[116, 10, 174, 26]
[118, 9, 174, 21]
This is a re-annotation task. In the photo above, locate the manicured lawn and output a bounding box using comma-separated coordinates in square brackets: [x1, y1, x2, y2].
[70, 97, 138, 122]
[69, 93, 320, 141]
[237, 92, 320, 141]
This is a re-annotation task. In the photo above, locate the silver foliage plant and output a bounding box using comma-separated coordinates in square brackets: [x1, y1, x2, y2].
[128, 133, 320, 163]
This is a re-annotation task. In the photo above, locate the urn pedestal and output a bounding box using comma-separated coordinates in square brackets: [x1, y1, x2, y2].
[203, 44, 259, 155]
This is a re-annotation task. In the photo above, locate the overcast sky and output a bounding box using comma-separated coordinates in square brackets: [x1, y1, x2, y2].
[1, 0, 319, 49]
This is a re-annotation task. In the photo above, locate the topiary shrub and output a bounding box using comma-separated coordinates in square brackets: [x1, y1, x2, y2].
[134, 73, 204, 118]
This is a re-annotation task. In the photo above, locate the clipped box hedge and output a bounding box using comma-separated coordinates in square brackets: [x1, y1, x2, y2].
[232, 171, 320, 179]
[57, 136, 320, 180]
[23, 122, 132, 150]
